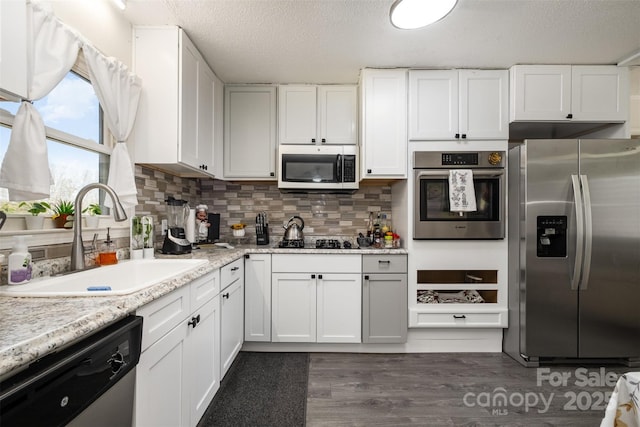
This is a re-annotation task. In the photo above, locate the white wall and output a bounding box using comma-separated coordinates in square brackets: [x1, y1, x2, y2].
[46, 0, 132, 66]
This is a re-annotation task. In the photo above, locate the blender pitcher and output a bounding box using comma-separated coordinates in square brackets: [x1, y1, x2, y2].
[162, 197, 192, 254]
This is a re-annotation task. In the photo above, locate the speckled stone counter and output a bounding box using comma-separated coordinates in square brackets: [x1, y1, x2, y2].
[0, 245, 406, 379]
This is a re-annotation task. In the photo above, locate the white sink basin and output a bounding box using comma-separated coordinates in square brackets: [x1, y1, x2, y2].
[0, 259, 209, 297]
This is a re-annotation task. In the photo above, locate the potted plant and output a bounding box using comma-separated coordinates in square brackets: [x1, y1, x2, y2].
[83, 203, 102, 228]
[19, 201, 51, 230]
[142, 216, 154, 258]
[52, 200, 75, 229]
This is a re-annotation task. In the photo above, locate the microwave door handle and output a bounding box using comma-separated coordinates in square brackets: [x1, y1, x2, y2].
[337, 154, 342, 182]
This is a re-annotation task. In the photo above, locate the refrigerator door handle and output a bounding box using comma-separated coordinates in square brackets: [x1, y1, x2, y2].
[571, 174, 585, 291]
[579, 174, 593, 290]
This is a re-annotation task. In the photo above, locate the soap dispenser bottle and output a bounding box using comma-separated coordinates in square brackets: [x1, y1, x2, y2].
[98, 227, 118, 265]
[8, 236, 32, 285]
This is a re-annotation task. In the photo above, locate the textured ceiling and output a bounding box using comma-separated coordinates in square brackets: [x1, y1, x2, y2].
[122, 0, 640, 84]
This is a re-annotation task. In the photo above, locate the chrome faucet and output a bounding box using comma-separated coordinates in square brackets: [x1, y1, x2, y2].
[70, 183, 128, 271]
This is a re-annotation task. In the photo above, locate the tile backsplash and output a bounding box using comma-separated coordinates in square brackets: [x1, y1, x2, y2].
[135, 165, 393, 243]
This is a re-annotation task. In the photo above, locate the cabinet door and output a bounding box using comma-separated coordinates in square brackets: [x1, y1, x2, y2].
[224, 86, 277, 179]
[459, 69, 509, 139]
[318, 85, 357, 145]
[360, 68, 407, 178]
[510, 65, 572, 121]
[196, 62, 216, 173]
[188, 295, 220, 425]
[271, 273, 316, 342]
[572, 66, 628, 121]
[278, 85, 317, 144]
[220, 278, 244, 378]
[409, 70, 458, 140]
[316, 273, 362, 343]
[179, 31, 200, 169]
[363, 273, 407, 343]
[245, 254, 272, 342]
[0, 0, 27, 100]
[135, 323, 189, 427]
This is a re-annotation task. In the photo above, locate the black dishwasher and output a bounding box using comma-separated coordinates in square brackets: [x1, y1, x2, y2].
[0, 315, 143, 427]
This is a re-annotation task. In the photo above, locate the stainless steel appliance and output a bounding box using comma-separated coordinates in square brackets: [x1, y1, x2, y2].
[278, 145, 358, 192]
[0, 316, 142, 427]
[162, 196, 192, 254]
[413, 150, 505, 239]
[504, 139, 640, 366]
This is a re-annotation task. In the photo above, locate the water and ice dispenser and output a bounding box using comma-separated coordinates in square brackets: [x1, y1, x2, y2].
[536, 216, 567, 257]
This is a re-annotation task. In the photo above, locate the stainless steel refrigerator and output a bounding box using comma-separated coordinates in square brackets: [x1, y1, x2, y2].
[504, 139, 640, 367]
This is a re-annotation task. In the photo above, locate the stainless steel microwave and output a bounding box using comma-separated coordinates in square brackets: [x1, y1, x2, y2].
[278, 145, 359, 192]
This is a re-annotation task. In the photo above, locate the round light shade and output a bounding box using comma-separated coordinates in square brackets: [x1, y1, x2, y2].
[390, 0, 458, 30]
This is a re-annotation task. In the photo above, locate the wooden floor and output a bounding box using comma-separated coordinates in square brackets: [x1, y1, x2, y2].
[306, 352, 628, 426]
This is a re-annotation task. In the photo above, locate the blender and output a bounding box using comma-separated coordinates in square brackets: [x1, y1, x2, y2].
[162, 196, 192, 254]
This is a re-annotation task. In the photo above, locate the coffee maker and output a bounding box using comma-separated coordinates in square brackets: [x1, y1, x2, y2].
[162, 196, 192, 254]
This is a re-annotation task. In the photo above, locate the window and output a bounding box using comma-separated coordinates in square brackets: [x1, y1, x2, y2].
[0, 67, 110, 213]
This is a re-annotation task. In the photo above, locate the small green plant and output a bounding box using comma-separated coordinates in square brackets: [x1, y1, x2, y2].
[52, 200, 75, 219]
[131, 216, 144, 250]
[18, 201, 51, 216]
[82, 203, 102, 216]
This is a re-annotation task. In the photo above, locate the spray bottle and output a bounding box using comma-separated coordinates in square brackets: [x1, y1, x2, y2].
[8, 236, 32, 285]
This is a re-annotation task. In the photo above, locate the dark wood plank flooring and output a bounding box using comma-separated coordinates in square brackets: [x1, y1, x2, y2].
[306, 352, 628, 426]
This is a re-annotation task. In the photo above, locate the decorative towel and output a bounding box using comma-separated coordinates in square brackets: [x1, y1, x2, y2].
[448, 169, 477, 213]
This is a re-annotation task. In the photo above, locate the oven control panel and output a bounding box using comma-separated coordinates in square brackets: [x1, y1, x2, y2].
[441, 152, 479, 166]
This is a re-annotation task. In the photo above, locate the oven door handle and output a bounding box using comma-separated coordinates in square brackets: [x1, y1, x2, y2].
[415, 170, 504, 179]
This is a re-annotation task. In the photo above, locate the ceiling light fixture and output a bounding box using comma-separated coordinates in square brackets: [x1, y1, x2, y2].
[390, 0, 458, 30]
[111, 0, 126, 11]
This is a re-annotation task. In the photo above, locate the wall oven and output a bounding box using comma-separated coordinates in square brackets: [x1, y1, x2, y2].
[413, 151, 505, 239]
[278, 145, 358, 192]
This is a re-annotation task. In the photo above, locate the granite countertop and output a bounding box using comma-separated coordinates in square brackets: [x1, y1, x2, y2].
[0, 245, 406, 379]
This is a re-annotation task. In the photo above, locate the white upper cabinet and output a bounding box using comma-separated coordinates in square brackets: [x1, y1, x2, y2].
[409, 69, 508, 140]
[359, 68, 408, 178]
[133, 26, 220, 177]
[510, 65, 629, 122]
[0, 0, 28, 100]
[224, 86, 277, 179]
[278, 85, 357, 145]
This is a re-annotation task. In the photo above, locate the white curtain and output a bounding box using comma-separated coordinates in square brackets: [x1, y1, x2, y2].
[83, 45, 142, 210]
[0, 3, 80, 200]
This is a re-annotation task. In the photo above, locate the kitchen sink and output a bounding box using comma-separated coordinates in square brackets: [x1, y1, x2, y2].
[0, 259, 209, 297]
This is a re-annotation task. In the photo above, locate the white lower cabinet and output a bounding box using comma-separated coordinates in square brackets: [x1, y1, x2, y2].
[271, 254, 362, 343]
[220, 258, 244, 378]
[135, 271, 221, 427]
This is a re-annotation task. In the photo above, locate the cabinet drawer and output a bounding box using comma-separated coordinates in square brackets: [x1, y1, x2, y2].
[191, 270, 220, 311]
[137, 285, 191, 351]
[272, 254, 361, 273]
[413, 311, 506, 328]
[362, 254, 407, 274]
[221, 258, 243, 290]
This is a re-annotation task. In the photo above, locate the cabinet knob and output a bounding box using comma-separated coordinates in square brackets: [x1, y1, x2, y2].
[321, 138, 326, 144]
[311, 138, 316, 143]
[231, 266, 239, 271]
[318, 274, 323, 279]
[455, 133, 460, 139]
[367, 169, 372, 174]
[270, 172, 275, 177]
[566, 113, 573, 119]
[453, 314, 466, 319]
[364, 275, 369, 280]
[188, 315, 201, 328]
[223, 292, 230, 299]
[245, 254, 250, 259]
[461, 134, 467, 139]
[311, 274, 316, 279]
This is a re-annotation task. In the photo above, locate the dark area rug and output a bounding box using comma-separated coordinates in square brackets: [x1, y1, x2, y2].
[198, 351, 309, 427]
